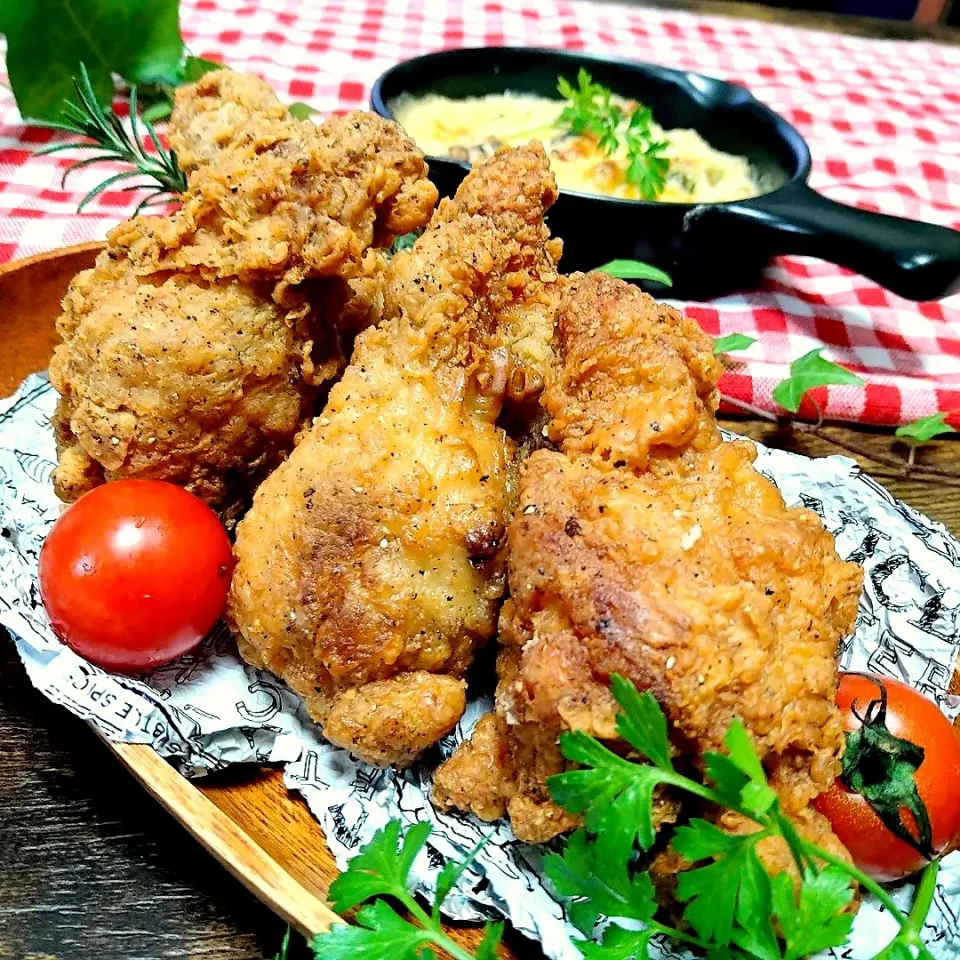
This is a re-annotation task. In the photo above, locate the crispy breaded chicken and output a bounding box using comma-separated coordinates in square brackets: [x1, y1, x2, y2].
[115, 105, 438, 299]
[227, 145, 562, 767]
[541, 271, 721, 470]
[166, 69, 295, 175]
[489, 441, 861, 823]
[49, 253, 337, 508]
[434, 274, 862, 863]
[50, 72, 438, 510]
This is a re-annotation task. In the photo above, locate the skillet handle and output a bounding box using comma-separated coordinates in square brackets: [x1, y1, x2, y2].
[686, 182, 960, 301]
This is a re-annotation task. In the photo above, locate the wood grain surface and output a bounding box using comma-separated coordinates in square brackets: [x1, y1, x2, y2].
[108, 742, 340, 940]
[2, 7, 959, 947]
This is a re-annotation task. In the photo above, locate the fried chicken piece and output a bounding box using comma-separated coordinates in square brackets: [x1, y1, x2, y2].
[499, 443, 861, 810]
[49, 251, 335, 511]
[432, 713, 518, 823]
[435, 273, 862, 855]
[431, 703, 680, 844]
[324, 672, 468, 768]
[432, 709, 579, 841]
[167, 69, 295, 175]
[115, 108, 438, 298]
[227, 145, 562, 767]
[51, 74, 438, 509]
[541, 272, 722, 470]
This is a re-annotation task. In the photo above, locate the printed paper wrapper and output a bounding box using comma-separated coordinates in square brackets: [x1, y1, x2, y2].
[1, 374, 958, 959]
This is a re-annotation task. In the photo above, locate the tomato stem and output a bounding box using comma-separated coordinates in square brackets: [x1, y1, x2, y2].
[840, 676, 935, 861]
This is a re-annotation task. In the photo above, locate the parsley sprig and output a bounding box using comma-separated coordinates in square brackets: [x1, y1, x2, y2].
[543, 675, 939, 960]
[312, 821, 501, 960]
[307, 675, 938, 960]
[557, 69, 669, 200]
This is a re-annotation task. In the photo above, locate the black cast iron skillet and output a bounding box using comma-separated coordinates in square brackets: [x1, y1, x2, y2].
[371, 46, 960, 301]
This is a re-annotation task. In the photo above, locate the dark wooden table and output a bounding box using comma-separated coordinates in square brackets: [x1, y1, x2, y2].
[2, 4, 958, 959]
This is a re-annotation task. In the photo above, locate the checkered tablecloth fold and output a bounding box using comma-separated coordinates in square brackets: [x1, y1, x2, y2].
[1, 0, 958, 426]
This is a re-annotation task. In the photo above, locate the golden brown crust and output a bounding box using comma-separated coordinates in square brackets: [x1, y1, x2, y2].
[49, 252, 332, 511]
[501, 443, 861, 814]
[114, 111, 438, 295]
[431, 713, 517, 822]
[324, 673, 467, 768]
[543, 272, 722, 470]
[50, 72, 438, 510]
[167, 69, 294, 175]
[436, 271, 862, 862]
[227, 145, 562, 767]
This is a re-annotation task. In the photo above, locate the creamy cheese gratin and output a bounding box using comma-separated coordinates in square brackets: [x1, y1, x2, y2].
[392, 91, 761, 204]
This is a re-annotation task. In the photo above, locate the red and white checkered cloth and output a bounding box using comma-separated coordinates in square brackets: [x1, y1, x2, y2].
[1, 0, 958, 426]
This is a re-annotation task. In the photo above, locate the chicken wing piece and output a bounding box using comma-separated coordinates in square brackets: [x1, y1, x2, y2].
[541, 271, 722, 470]
[433, 273, 863, 853]
[51, 74, 439, 510]
[227, 145, 562, 767]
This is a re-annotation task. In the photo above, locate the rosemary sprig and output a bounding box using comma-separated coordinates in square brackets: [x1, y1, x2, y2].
[557, 68, 669, 200]
[33, 63, 187, 214]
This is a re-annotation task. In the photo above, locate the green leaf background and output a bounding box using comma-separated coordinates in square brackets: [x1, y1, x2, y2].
[713, 333, 757, 356]
[1, 0, 184, 120]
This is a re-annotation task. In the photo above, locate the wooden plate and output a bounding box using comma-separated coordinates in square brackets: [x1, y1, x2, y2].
[3, 245, 958, 959]
[0, 243, 522, 958]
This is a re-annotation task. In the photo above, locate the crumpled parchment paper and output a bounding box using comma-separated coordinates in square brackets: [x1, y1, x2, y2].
[2, 373, 958, 959]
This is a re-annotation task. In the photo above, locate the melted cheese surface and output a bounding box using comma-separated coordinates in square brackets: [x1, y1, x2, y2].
[392, 91, 761, 204]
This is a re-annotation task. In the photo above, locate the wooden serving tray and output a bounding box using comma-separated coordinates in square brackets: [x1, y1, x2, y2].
[0, 242, 520, 959]
[2, 244, 958, 958]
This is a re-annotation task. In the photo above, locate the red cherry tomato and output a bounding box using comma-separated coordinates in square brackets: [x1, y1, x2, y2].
[814, 672, 960, 882]
[39, 480, 233, 672]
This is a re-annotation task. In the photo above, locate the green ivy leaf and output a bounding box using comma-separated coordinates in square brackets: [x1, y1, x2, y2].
[771, 349, 864, 414]
[2, 0, 184, 121]
[713, 333, 757, 356]
[895, 412, 957, 445]
[595, 259, 672, 286]
[289, 100, 319, 120]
